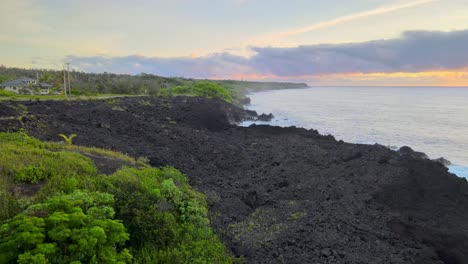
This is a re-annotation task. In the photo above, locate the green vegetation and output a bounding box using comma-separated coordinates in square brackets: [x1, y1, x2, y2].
[103, 167, 236, 263]
[0, 90, 16, 97]
[288, 211, 307, 221]
[0, 132, 238, 263]
[0, 66, 307, 105]
[0, 190, 132, 264]
[0, 93, 70, 101]
[228, 207, 284, 251]
[0, 74, 12, 84]
[193, 82, 233, 102]
[217, 80, 308, 93]
[161, 82, 234, 103]
[61, 144, 138, 165]
[0, 132, 98, 221]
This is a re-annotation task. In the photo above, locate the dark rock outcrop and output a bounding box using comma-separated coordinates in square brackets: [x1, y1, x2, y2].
[398, 146, 429, 159]
[256, 113, 274, 122]
[433, 157, 452, 166]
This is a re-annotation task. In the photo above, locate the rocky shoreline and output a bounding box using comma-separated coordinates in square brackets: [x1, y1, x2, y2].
[1, 96, 468, 264]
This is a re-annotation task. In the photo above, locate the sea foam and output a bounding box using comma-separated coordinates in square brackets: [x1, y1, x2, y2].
[449, 165, 468, 178]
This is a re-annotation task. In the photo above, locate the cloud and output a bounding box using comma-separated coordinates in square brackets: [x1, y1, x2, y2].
[66, 29, 468, 80]
[253, 0, 441, 46]
[249, 29, 468, 76]
[66, 53, 251, 78]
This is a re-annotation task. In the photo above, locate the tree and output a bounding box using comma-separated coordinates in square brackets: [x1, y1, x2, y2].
[0, 74, 11, 84]
[39, 72, 54, 84]
[0, 190, 132, 264]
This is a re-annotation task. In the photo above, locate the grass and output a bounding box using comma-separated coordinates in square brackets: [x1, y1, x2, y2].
[0, 94, 69, 101]
[288, 211, 307, 221]
[0, 90, 17, 97]
[59, 144, 138, 164]
[0, 92, 144, 101]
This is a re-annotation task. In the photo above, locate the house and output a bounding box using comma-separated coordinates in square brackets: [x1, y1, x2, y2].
[0, 77, 53, 95]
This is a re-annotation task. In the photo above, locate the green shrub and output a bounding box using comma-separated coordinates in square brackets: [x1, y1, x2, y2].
[0, 190, 132, 264]
[0, 132, 45, 149]
[172, 85, 193, 94]
[0, 191, 20, 224]
[15, 165, 49, 184]
[159, 82, 234, 103]
[193, 82, 233, 102]
[103, 167, 236, 263]
[159, 85, 193, 96]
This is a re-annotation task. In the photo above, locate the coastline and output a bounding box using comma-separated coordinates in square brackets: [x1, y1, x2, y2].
[241, 116, 468, 178]
[243, 87, 468, 178]
[1, 96, 468, 263]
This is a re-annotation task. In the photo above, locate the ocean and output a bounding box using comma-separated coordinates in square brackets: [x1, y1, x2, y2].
[242, 86, 468, 178]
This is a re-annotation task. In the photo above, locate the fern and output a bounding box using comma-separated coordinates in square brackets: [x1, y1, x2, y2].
[58, 134, 77, 145]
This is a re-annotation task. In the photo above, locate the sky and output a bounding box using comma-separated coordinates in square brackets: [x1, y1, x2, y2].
[1, 0, 468, 86]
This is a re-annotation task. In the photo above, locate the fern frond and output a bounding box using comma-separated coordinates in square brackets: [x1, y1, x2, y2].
[58, 134, 77, 145]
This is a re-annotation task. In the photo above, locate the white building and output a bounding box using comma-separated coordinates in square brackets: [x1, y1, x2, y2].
[0, 77, 53, 95]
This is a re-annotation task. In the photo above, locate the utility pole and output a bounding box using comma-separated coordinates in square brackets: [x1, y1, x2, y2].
[63, 65, 67, 96]
[66, 63, 71, 96]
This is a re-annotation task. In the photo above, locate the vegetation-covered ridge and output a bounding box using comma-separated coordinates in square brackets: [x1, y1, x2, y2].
[0, 66, 307, 104]
[0, 132, 239, 263]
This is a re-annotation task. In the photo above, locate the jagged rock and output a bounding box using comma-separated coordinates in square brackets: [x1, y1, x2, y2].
[433, 157, 452, 166]
[256, 113, 274, 121]
[398, 146, 429, 159]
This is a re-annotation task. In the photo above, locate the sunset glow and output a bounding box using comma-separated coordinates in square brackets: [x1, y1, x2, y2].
[313, 70, 468, 86]
[219, 69, 468, 87]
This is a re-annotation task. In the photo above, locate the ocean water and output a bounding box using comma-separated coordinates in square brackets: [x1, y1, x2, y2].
[242, 87, 468, 178]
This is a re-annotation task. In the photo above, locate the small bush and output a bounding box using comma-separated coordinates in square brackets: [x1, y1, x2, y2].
[0, 190, 132, 264]
[15, 165, 49, 184]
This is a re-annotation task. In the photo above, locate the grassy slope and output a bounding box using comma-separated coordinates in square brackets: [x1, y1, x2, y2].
[0, 132, 132, 221]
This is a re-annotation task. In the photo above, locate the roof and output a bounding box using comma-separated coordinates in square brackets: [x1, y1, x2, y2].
[0, 77, 53, 88]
